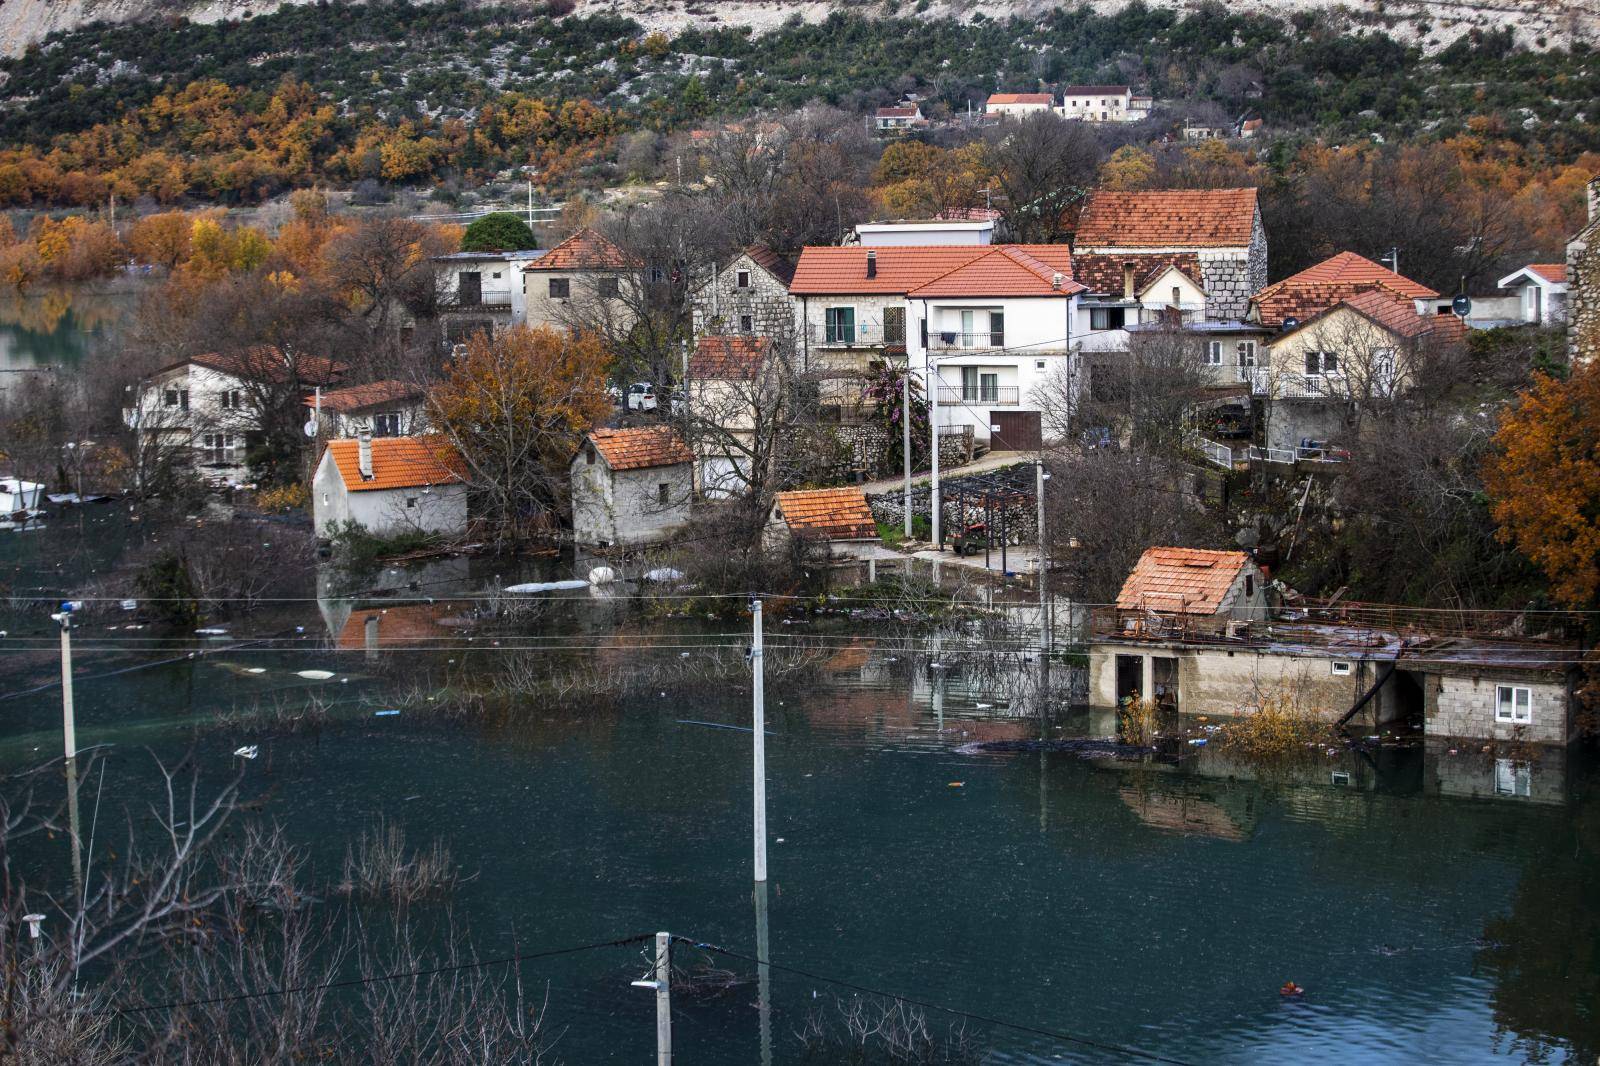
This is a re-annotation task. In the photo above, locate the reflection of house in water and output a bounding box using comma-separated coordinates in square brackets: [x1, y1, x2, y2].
[1118, 781, 1255, 842]
[336, 602, 464, 657]
[316, 556, 472, 643]
[1424, 740, 1570, 806]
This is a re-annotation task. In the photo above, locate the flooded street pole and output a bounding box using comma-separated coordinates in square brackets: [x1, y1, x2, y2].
[929, 360, 941, 547]
[754, 881, 773, 1066]
[53, 605, 77, 759]
[751, 600, 767, 883]
[653, 932, 672, 1065]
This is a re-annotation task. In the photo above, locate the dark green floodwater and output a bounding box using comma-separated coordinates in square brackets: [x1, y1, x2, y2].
[2, 517, 1597, 1063]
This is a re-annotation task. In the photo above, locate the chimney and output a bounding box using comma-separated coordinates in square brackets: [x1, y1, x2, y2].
[1051, 271, 1063, 291]
[866, 250, 877, 279]
[1122, 261, 1136, 300]
[357, 431, 373, 480]
[1589, 177, 1600, 223]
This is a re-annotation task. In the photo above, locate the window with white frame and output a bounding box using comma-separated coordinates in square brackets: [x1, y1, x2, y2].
[823, 306, 855, 344]
[1495, 685, 1532, 724]
[201, 433, 236, 463]
[371, 412, 402, 437]
[1237, 340, 1256, 367]
[1206, 341, 1222, 365]
[1331, 661, 1352, 676]
[219, 389, 242, 410]
[1494, 758, 1531, 797]
[736, 269, 751, 289]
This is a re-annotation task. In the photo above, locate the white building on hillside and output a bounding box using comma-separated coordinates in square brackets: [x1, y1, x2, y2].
[433, 249, 546, 343]
[1057, 85, 1138, 122]
[985, 92, 1054, 118]
[854, 219, 995, 246]
[1497, 264, 1568, 326]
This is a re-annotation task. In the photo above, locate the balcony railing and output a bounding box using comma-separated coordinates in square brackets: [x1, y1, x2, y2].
[1239, 367, 1343, 399]
[928, 330, 1005, 351]
[938, 386, 1019, 406]
[808, 322, 904, 347]
[441, 294, 515, 311]
[1134, 304, 1204, 326]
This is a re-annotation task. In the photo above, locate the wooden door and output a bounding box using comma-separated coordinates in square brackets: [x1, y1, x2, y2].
[990, 410, 1041, 451]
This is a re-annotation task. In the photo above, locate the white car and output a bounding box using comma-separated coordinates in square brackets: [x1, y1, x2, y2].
[626, 383, 658, 412]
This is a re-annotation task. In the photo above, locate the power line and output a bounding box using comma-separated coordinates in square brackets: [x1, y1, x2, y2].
[676, 937, 1198, 1066]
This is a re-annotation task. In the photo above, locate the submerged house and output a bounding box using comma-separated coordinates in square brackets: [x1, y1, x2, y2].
[312, 434, 466, 539]
[571, 426, 695, 547]
[765, 487, 881, 558]
[1088, 547, 1582, 745]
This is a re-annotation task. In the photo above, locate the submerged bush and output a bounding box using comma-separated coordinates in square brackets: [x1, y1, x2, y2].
[1215, 690, 1337, 759]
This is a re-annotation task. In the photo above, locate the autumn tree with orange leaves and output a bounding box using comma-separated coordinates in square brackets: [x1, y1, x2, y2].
[427, 325, 611, 545]
[1483, 364, 1600, 610]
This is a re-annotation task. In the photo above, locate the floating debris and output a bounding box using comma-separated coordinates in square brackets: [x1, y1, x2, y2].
[296, 670, 335, 680]
[947, 781, 965, 788]
[958, 738, 1156, 760]
[504, 580, 588, 593]
[233, 746, 259, 760]
[374, 710, 400, 717]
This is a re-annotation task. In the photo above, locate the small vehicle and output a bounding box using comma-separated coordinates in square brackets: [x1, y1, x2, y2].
[949, 522, 989, 557]
[626, 382, 658, 412]
[667, 389, 686, 417]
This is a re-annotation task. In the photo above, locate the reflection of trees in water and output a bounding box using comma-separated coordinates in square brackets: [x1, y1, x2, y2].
[1479, 770, 1600, 1061]
[0, 284, 139, 355]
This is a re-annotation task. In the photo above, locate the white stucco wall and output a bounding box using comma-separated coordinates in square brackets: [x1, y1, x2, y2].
[312, 449, 467, 539]
[570, 450, 693, 546]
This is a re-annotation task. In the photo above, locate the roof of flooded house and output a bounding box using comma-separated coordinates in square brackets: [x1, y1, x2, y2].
[326, 435, 461, 492]
[585, 426, 694, 471]
[1250, 252, 1438, 326]
[337, 603, 459, 650]
[310, 380, 422, 413]
[1072, 252, 1204, 296]
[1073, 188, 1259, 249]
[790, 245, 1078, 296]
[1273, 288, 1467, 346]
[987, 93, 1054, 105]
[522, 228, 641, 271]
[1116, 547, 1252, 615]
[772, 488, 879, 541]
[691, 335, 773, 379]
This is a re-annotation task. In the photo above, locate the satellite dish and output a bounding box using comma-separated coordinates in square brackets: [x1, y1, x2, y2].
[1282, 316, 1300, 331]
[303, 419, 318, 439]
[1452, 294, 1472, 318]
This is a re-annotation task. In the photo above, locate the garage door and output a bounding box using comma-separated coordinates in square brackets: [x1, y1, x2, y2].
[990, 410, 1041, 452]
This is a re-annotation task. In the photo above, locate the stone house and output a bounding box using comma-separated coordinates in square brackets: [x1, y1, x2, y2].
[1072, 188, 1268, 321]
[312, 434, 466, 539]
[522, 228, 643, 336]
[691, 246, 795, 341]
[1566, 177, 1600, 364]
[765, 487, 881, 557]
[307, 380, 428, 439]
[571, 426, 694, 547]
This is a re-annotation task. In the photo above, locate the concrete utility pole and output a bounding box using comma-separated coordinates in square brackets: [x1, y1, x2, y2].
[51, 605, 77, 759]
[928, 359, 941, 548]
[632, 933, 672, 1065]
[1036, 457, 1049, 658]
[902, 363, 912, 540]
[751, 600, 767, 883]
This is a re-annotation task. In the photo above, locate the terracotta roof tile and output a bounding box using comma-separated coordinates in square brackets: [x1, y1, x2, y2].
[876, 106, 921, 117]
[773, 488, 878, 541]
[1072, 253, 1203, 296]
[586, 426, 693, 471]
[1278, 289, 1468, 345]
[310, 380, 422, 413]
[1527, 263, 1568, 283]
[164, 346, 346, 386]
[523, 228, 641, 271]
[1250, 252, 1437, 326]
[987, 93, 1054, 105]
[691, 335, 772, 379]
[1074, 188, 1259, 249]
[1061, 85, 1131, 95]
[790, 245, 1078, 297]
[907, 246, 1082, 297]
[1116, 547, 1251, 615]
[327, 436, 461, 492]
[743, 245, 795, 286]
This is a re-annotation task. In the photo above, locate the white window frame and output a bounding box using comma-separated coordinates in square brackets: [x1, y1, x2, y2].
[1495, 685, 1532, 724]
[1494, 758, 1531, 797]
[1205, 341, 1222, 366]
[1237, 340, 1256, 367]
[1331, 661, 1352, 676]
[735, 269, 751, 289]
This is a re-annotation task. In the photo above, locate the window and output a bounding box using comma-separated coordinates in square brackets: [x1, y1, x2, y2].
[548, 278, 570, 298]
[491, 271, 502, 280]
[219, 389, 241, 410]
[960, 367, 999, 403]
[163, 389, 179, 407]
[371, 412, 402, 437]
[1237, 340, 1256, 367]
[824, 307, 855, 344]
[1495, 685, 1532, 724]
[735, 269, 751, 289]
[585, 447, 595, 465]
[1371, 347, 1397, 393]
[658, 483, 670, 505]
[322, 493, 329, 506]
[1244, 574, 1255, 598]
[201, 433, 236, 463]
[1035, 360, 1046, 370]
[738, 314, 754, 334]
[1330, 770, 1351, 786]
[406, 497, 418, 509]
[1331, 661, 1352, 676]
[457, 270, 482, 306]
[1089, 307, 1125, 331]
[597, 276, 620, 298]
[1494, 758, 1531, 797]
[1322, 349, 1339, 374]
[1305, 350, 1337, 375]
[1171, 286, 1181, 307]
[1206, 341, 1223, 365]
[882, 306, 906, 345]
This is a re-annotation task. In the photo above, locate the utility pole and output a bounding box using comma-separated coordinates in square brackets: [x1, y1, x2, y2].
[902, 362, 912, 540]
[1035, 457, 1049, 659]
[751, 600, 767, 883]
[633, 932, 672, 1065]
[51, 604, 77, 759]
[929, 358, 941, 548]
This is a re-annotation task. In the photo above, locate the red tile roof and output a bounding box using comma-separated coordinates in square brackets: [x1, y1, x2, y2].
[1526, 263, 1568, 283]
[987, 93, 1054, 105]
[1117, 547, 1252, 615]
[1061, 85, 1130, 95]
[790, 245, 1079, 296]
[523, 228, 641, 271]
[743, 245, 795, 286]
[876, 106, 921, 118]
[310, 380, 421, 413]
[772, 488, 879, 541]
[1072, 253, 1203, 296]
[326, 436, 461, 492]
[162, 346, 346, 386]
[691, 335, 772, 379]
[1278, 289, 1468, 345]
[907, 246, 1082, 298]
[586, 426, 693, 471]
[1250, 251, 1438, 327]
[1074, 188, 1259, 249]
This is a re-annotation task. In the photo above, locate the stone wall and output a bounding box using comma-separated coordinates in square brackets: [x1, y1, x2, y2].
[1567, 178, 1600, 365]
[691, 255, 795, 341]
[1424, 673, 1571, 745]
[1198, 250, 1255, 321]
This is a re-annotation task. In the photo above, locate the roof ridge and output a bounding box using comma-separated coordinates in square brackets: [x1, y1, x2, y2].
[998, 245, 1064, 284]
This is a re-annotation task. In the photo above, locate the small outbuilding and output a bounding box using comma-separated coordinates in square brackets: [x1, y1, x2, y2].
[571, 426, 695, 547]
[765, 487, 881, 558]
[312, 434, 466, 539]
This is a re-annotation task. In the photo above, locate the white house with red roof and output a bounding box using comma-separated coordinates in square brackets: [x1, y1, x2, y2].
[984, 92, 1054, 118]
[312, 435, 466, 539]
[307, 380, 428, 440]
[871, 104, 925, 134]
[1496, 263, 1568, 326]
[1056, 85, 1139, 123]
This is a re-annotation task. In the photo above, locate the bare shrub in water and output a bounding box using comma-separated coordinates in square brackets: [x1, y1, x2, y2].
[795, 994, 979, 1064]
[1216, 684, 1337, 759]
[1119, 697, 1159, 746]
[338, 816, 461, 905]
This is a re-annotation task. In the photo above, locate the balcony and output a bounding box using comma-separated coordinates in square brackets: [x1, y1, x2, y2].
[938, 386, 1020, 406]
[1134, 304, 1205, 327]
[1238, 367, 1342, 399]
[441, 293, 515, 312]
[928, 330, 1005, 351]
[808, 322, 904, 347]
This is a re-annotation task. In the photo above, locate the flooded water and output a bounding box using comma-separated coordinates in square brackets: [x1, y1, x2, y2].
[0, 283, 138, 380]
[3, 512, 1597, 1064]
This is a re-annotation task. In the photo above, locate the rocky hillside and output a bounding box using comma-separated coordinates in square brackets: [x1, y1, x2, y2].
[1, 0, 1595, 57]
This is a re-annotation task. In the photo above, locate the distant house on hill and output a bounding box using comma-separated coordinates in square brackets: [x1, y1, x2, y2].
[312, 435, 466, 539]
[1057, 85, 1137, 123]
[984, 92, 1054, 118]
[872, 105, 925, 133]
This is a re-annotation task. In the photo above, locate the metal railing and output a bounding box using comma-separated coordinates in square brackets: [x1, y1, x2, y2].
[442, 294, 515, 310]
[808, 322, 903, 346]
[1135, 305, 1204, 326]
[1245, 444, 1351, 465]
[1186, 433, 1235, 469]
[928, 330, 1006, 351]
[938, 386, 1020, 406]
[1239, 368, 1347, 399]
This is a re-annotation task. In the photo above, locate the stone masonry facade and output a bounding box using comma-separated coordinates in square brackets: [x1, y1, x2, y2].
[1196, 209, 1268, 321]
[692, 253, 795, 342]
[1567, 178, 1600, 365]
